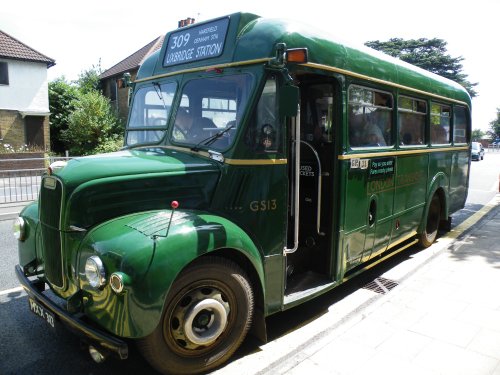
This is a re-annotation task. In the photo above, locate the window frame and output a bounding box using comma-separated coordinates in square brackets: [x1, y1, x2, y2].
[430, 102, 452, 146]
[0, 62, 9, 86]
[348, 84, 394, 149]
[397, 95, 427, 147]
[452, 105, 469, 145]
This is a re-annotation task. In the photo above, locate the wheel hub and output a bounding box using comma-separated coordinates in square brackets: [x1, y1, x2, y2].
[184, 298, 228, 346]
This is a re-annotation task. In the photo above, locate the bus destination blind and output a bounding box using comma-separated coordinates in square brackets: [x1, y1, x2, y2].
[164, 17, 230, 67]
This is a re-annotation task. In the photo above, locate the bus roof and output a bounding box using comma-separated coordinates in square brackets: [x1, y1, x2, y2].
[137, 13, 471, 107]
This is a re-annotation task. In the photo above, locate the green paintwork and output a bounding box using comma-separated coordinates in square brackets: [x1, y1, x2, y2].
[18, 202, 39, 271]
[16, 12, 471, 351]
[77, 209, 264, 337]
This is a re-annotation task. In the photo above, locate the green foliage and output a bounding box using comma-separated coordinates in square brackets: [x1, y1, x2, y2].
[471, 129, 484, 141]
[49, 62, 125, 156]
[488, 108, 500, 140]
[365, 38, 478, 98]
[0, 142, 45, 154]
[48, 77, 80, 153]
[76, 62, 102, 94]
[62, 90, 124, 156]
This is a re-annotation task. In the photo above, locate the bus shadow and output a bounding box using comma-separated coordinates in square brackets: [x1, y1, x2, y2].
[229, 241, 430, 365]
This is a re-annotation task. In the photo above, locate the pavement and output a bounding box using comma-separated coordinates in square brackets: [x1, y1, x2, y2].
[215, 194, 500, 375]
[0, 201, 29, 221]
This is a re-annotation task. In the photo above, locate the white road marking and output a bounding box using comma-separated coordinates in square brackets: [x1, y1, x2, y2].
[0, 286, 24, 297]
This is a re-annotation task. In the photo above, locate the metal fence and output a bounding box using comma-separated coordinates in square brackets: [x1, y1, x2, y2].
[0, 156, 72, 204]
[487, 144, 500, 152]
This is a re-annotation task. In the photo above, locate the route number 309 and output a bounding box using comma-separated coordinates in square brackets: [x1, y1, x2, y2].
[170, 33, 191, 49]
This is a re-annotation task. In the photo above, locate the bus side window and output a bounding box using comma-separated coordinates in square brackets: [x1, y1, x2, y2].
[245, 77, 279, 153]
[431, 103, 451, 145]
[348, 86, 393, 148]
[453, 106, 468, 144]
[398, 96, 426, 146]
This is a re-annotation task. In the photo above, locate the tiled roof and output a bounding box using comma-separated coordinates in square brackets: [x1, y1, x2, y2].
[100, 35, 165, 80]
[0, 30, 55, 67]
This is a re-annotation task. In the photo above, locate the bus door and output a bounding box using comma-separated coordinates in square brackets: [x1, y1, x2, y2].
[285, 79, 336, 295]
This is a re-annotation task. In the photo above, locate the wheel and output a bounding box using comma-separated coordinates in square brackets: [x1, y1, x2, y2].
[138, 257, 254, 375]
[419, 193, 441, 248]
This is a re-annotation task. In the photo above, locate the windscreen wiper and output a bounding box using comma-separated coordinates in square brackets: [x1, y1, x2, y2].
[152, 82, 167, 110]
[191, 124, 235, 152]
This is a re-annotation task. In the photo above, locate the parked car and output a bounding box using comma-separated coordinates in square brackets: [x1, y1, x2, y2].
[471, 141, 485, 161]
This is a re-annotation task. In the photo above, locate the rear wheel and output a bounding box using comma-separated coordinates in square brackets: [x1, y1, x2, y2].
[138, 257, 254, 375]
[419, 193, 441, 248]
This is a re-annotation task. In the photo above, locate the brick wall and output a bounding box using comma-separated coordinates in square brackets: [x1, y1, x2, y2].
[0, 109, 25, 148]
[0, 152, 45, 170]
[0, 109, 50, 151]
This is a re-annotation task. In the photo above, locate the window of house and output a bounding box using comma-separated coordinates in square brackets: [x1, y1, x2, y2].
[0, 62, 9, 85]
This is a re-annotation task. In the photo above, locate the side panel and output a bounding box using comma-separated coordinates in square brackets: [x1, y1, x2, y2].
[389, 154, 428, 244]
[449, 150, 470, 213]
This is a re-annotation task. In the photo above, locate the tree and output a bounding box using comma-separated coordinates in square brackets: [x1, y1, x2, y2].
[75, 61, 102, 94]
[488, 108, 500, 140]
[48, 77, 80, 154]
[49, 63, 124, 155]
[62, 90, 124, 156]
[471, 129, 484, 141]
[365, 38, 478, 98]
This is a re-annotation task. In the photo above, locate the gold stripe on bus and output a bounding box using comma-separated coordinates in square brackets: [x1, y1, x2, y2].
[338, 146, 469, 160]
[134, 58, 273, 84]
[225, 158, 287, 165]
[387, 231, 418, 251]
[302, 62, 470, 107]
[165, 146, 287, 165]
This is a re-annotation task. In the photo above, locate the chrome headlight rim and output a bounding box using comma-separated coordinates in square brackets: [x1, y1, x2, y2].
[110, 272, 125, 294]
[85, 256, 107, 289]
[13, 217, 26, 241]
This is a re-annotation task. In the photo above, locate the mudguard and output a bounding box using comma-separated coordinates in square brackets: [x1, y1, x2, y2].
[77, 209, 265, 338]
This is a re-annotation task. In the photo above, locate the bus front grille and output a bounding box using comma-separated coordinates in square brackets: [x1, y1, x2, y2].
[39, 177, 64, 288]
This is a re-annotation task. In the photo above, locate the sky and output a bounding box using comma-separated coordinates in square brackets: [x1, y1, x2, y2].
[2, 0, 499, 132]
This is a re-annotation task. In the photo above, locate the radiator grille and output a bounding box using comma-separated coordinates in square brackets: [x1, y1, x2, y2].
[39, 177, 64, 288]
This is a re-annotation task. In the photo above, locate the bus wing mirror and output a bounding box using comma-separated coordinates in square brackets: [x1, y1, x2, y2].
[280, 85, 299, 117]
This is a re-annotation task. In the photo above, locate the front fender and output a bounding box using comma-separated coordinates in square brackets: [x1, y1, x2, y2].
[17, 201, 40, 275]
[78, 209, 264, 338]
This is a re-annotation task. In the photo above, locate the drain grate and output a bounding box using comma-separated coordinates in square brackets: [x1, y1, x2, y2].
[363, 277, 399, 294]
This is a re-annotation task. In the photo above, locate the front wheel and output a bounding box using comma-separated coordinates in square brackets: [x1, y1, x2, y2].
[138, 256, 254, 375]
[419, 193, 441, 248]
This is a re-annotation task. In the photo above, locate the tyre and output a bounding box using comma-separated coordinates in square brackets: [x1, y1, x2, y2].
[138, 256, 254, 375]
[419, 193, 441, 248]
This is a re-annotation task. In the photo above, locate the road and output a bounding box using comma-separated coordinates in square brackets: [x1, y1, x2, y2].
[0, 152, 498, 375]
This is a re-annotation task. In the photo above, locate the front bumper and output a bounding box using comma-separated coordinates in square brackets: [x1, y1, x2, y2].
[15, 265, 128, 360]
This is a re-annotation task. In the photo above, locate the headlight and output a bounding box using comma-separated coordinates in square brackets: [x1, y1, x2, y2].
[13, 217, 26, 241]
[85, 256, 106, 289]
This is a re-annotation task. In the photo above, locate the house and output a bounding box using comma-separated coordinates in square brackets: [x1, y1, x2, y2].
[0, 30, 55, 151]
[100, 36, 164, 121]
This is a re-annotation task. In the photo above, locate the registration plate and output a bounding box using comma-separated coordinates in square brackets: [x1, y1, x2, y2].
[29, 298, 55, 328]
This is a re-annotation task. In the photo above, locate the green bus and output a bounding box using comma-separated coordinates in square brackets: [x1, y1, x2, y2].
[15, 12, 471, 375]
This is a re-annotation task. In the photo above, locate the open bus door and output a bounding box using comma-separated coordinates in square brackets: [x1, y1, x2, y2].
[284, 76, 337, 302]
